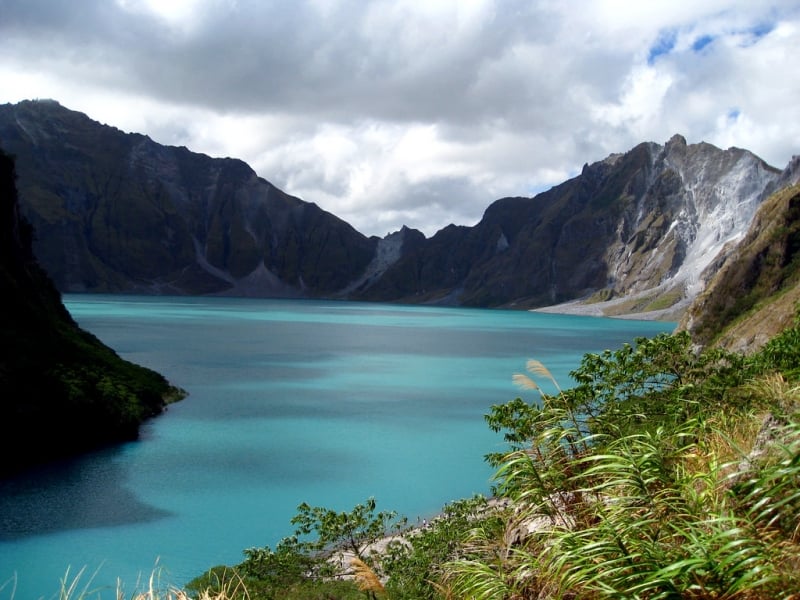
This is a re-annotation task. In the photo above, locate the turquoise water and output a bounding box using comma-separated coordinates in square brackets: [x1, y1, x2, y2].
[0, 296, 673, 599]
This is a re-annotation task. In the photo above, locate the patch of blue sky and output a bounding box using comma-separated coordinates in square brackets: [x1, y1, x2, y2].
[691, 34, 714, 52]
[649, 18, 775, 64]
[739, 21, 774, 46]
[647, 29, 677, 65]
[525, 182, 549, 197]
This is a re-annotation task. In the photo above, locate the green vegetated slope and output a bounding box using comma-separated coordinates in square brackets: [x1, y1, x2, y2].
[0, 149, 185, 477]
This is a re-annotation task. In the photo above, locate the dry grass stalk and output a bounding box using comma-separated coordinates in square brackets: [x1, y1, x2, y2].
[130, 583, 246, 600]
[513, 359, 562, 394]
[125, 564, 247, 600]
[430, 579, 458, 600]
[512, 373, 539, 391]
[525, 359, 560, 391]
[349, 557, 385, 595]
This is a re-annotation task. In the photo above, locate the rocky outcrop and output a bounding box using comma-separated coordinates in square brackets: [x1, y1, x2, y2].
[677, 181, 800, 351]
[353, 135, 794, 314]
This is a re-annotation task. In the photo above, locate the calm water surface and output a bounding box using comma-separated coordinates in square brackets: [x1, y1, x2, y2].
[0, 295, 673, 598]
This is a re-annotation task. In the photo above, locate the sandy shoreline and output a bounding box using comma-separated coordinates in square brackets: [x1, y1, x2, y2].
[531, 297, 688, 324]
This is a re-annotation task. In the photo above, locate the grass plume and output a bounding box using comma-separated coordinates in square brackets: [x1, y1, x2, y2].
[349, 557, 385, 595]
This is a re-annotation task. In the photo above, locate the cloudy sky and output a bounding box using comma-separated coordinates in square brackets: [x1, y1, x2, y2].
[1, 0, 798, 237]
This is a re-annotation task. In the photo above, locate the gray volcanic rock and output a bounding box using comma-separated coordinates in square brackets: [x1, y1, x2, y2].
[677, 181, 800, 351]
[352, 134, 792, 315]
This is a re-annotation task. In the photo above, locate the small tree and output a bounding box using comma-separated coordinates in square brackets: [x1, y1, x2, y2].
[238, 497, 405, 584]
[291, 496, 406, 564]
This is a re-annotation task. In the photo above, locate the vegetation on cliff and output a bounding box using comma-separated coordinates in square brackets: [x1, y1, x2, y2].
[0, 149, 185, 477]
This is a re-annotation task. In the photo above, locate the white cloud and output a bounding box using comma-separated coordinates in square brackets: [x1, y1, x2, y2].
[591, 66, 675, 135]
[1, 0, 798, 237]
[116, 0, 205, 24]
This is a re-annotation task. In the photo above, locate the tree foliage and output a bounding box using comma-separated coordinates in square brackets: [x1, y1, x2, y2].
[290, 496, 405, 562]
[187, 498, 406, 599]
[448, 318, 800, 599]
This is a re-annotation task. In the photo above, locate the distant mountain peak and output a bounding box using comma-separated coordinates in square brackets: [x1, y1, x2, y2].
[667, 132, 688, 147]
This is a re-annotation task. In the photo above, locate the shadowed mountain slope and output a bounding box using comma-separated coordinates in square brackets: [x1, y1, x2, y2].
[0, 99, 377, 297]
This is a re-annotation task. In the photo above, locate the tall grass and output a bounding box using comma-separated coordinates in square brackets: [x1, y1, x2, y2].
[0, 563, 243, 600]
[443, 353, 800, 599]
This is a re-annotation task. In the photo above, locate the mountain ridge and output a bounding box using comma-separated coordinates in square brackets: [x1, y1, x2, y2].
[1, 99, 798, 319]
[0, 99, 379, 297]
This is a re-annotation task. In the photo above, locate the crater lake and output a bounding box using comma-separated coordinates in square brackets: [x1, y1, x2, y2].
[0, 295, 673, 599]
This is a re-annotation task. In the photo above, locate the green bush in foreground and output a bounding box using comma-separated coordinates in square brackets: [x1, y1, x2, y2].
[441, 316, 800, 599]
[187, 497, 406, 600]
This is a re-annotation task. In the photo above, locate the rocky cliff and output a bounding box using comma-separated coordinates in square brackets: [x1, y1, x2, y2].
[1, 99, 798, 318]
[678, 178, 800, 352]
[353, 135, 796, 316]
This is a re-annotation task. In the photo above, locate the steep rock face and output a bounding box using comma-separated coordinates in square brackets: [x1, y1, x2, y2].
[0, 100, 378, 297]
[339, 225, 427, 296]
[642, 135, 782, 298]
[678, 181, 800, 351]
[0, 149, 184, 476]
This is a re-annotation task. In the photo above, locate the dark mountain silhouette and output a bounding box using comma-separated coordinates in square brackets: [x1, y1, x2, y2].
[0, 148, 184, 476]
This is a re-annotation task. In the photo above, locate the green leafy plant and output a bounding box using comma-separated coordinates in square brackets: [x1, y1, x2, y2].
[290, 496, 406, 566]
[449, 318, 800, 599]
[191, 498, 407, 599]
[750, 306, 800, 381]
[381, 495, 495, 600]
